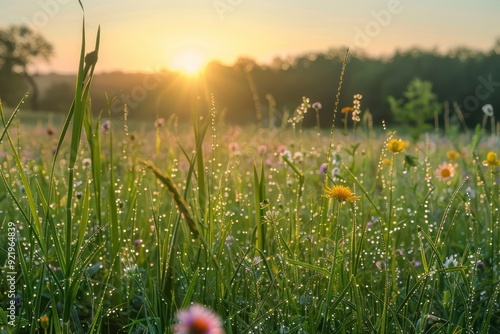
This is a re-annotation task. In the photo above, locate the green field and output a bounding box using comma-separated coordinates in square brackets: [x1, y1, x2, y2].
[1, 92, 500, 333]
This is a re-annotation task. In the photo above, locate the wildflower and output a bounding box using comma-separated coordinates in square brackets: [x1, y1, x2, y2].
[281, 150, 292, 161]
[174, 304, 224, 334]
[312, 102, 322, 110]
[323, 185, 360, 203]
[482, 151, 500, 166]
[446, 150, 460, 161]
[319, 162, 328, 174]
[444, 254, 458, 268]
[228, 126, 241, 138]
[277, 145, 287, 154]
[225, 235, 233, 248]
[331, 167, 341, 181]
[263, 210, 282, 224]
[341, 106, 353, 114]
[288, 96, 310, 124]
[293, 151, 304, 163]
[466, 186, 476, 199]
[100, 120, 111, 132]
[482, 104, 494, 117]
[134, 239, 142, 248]
[435, 162, 455, 181]
[257, 145, 267, 155]
[154, 117, 166, 128]
[228, 142, 240, 153]
[40, 315, 49, 330]
[387, 138, 408, 153]
[375, 261, 385, 270]
[367, 216, 380, 228]
[332, 153, 341, 166]
[352, 94, 362, 122]
[476, 260, 485, 272]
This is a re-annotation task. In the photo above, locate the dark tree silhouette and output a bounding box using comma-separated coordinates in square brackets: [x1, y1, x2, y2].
[0, 25, 53, 109]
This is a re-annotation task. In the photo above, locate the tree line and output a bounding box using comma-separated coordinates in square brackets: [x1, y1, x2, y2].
[1, 25, 499, 129]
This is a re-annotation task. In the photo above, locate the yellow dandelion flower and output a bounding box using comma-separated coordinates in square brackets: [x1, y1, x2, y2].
[40, 315, 49, 330]
[387, 138, 408, 153]
[341, 106, 353, 114]
[323, 185, 360, 203]
[446, 150, 460, 161]
[483, 151, 500, 166]
[435, 162, 455, 181]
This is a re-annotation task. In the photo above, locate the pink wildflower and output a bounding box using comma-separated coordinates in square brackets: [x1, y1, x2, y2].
[173, 304, 224, 334]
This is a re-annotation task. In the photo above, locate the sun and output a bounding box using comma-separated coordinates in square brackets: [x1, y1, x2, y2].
[170, 48, 206, 75]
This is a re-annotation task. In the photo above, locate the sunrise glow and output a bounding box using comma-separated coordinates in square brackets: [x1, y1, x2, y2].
[170, 48, 206, 75]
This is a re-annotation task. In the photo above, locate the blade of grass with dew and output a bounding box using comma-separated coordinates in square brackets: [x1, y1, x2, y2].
[431, 178, 468, 262]
[16, 228, 44, 332]
[253, 163, 267, 254]
[254, 248, 276, 287]
[86, 249, 115, 334]
[149, 206, 175, 329]
[343, 163, 387, 228]
[83, 96, 118, 237]
[36, 181, 66, 283]
[286, 259, 330, 277]
[281, 154, 304, 245]
[0, 95, 41, 237]
[0, 93, 28, 143]
[320, 48, 349, 235]
[324, 276, 354, 333]
[193, 107, 211, 216]
[66, 45, 101, 334]
[140, 160, 200, 237]
[0, 105, 49, 331]
[65, 26, 100, 257]
[470, 124, 482, 154]
[480, 280, 500, 334]
[53, 3, 100, 327]
[180, 268, 199, 309]
[66, 181, 91, 280]
[140, 159, 210, 323]
[105, 112, 124, 310]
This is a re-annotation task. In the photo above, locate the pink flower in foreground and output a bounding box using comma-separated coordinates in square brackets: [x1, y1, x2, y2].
[173, 304, 224, 334]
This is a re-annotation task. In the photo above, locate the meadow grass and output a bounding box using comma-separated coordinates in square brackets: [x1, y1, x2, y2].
[1, 7, 500, 334]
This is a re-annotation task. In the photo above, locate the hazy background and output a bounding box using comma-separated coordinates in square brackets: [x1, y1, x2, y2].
[0, 0, 499, 129]
[1, 0, 499, 73]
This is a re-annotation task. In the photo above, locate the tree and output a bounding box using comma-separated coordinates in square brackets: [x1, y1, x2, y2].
[388, 78, 442, 140]
[0, 25, 53, 109]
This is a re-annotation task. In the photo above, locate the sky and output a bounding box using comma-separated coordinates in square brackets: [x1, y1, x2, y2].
[1, 0, 499, 74]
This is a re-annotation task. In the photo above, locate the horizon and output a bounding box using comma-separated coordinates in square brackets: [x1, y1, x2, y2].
[28, 40, 500, 77]
[1, 0, 500, 75]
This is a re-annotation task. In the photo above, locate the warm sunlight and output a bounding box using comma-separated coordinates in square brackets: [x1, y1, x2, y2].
[170, 48, 206, 75]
